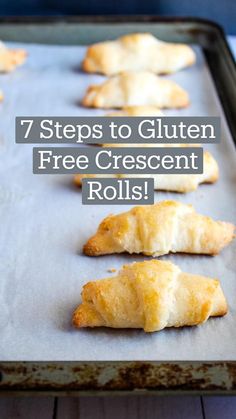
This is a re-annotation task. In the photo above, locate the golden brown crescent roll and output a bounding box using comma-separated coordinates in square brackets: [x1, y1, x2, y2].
[107, 105, 164, 117]
[82, 33, 196, 75]
[82, 71, 189, 109]
[103, 106, 199, 148]
[73, 260, 227, 332]
[0, 41, 27, 73]
[105, 106, 164, 147]
[83, 200, 235, 257]
[74, 150, 218, 193]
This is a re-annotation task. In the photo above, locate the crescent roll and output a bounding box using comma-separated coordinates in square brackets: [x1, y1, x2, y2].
[73, 260, 227, 332]
[82, 33, 196, 75]
[0, 41, 27, 73]
[107, 105, 164, 117]
[82, 71, 189, 109]
[83, 200, 235, 257]
[103, 106, 199, 148]
[104, 106, 164, 148]
[74, 150, 218, 193]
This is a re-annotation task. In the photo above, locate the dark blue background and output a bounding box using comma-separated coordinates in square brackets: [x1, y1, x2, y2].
[0, 0, 235, 34]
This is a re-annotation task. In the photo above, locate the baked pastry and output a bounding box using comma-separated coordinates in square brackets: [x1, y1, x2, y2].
[82, 33, 196, 75]
[0, 41, 26, 73]
[107, 105, 164, 117]
[103, 106, 198, 148]
[83, 200, 235, 257]
[106, 106, 162, 147]
[73, 260, 227, 332]
[74, 150, 218, 193]
[82, 71, 189, 109]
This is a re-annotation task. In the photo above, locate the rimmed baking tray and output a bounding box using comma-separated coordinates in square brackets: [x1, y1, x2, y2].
[0, 16, 236, 394]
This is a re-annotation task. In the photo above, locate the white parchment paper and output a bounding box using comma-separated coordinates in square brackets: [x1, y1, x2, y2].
[0, 43, 235, 361]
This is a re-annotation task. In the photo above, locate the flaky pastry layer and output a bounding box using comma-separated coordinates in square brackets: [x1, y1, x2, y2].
[83, 200, 235, 257]
[73, 260, 227, 332]
[74, 151, 218, 193]
[82, 33, 195, 75]
[82, 71, 189, 109]
[0, 41, 27, 73]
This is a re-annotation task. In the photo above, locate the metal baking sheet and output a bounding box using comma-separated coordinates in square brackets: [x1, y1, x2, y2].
[0, 18, 235, 392]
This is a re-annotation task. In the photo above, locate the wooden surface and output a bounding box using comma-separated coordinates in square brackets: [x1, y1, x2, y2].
[0, 396, 236, 418]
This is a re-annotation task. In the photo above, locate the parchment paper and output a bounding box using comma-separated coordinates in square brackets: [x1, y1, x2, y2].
[0, 43, 235, 361]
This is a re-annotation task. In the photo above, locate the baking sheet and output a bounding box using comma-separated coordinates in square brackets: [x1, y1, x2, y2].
[0, 42, 235, 362]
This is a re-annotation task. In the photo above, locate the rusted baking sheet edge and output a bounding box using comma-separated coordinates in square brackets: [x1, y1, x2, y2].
[0, 362, 236, 394]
